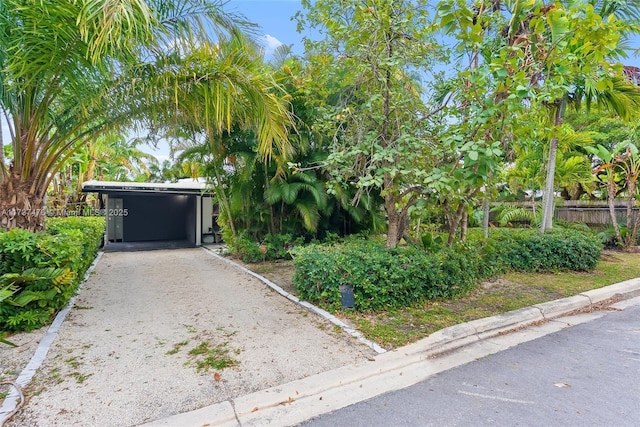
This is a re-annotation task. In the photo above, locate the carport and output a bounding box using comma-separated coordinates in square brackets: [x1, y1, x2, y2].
[82, 180, 219, 247]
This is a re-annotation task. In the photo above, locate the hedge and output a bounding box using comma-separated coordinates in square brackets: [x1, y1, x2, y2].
[473, 228, 602, 276]
[0, 217, 105, 331]
[292, 240, 480, 311]
[292, 228, 602, 312]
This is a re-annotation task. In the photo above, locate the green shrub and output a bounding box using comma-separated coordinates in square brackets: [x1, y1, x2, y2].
[232, 233, 305, 263]
[471, 228, 602, 274]
[233, 234, 266, 263]
[292, 240, 479, 311]
[46, 217, 105, 272]
[293, 228, 602, 312]
[0, 217, 105, 331]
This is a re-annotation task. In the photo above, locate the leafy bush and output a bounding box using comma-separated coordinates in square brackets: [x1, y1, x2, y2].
[595, 225, 623, 248]
[0, 217, 105, 331]
[471, 228, 602, 275]
[293, 228, 602, 312]
[292, 240, 479, 311]
[233, 234, 267, 263]
[233, 233, 306, 263]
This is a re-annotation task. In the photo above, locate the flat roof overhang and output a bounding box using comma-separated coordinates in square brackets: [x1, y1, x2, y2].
[81, 180, 214, 195]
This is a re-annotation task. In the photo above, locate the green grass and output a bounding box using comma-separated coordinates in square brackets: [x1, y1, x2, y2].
[188, 341, 239, 372]
[343, 252, 640, 349]
[64, 357, 80, 369]
[70, 372, 92, 384]
[166, 340, 189, 355]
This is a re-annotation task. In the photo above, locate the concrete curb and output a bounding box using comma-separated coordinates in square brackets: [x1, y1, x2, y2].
[0, 252, 104, 425]
[142, 275, 640, 427]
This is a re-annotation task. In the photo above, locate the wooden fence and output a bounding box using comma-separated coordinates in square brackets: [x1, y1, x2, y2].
[554, 200, 639, 226]
[497, 200, 639, 226]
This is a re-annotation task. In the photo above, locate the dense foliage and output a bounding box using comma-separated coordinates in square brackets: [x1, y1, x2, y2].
[293, 228, 602, 312]
[234, 233, 305, 263]
[0, 217, 105, 331]
[475, 228, 603, 275]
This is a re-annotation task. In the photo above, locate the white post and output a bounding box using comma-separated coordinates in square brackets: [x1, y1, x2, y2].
[196, 195, 202, 246]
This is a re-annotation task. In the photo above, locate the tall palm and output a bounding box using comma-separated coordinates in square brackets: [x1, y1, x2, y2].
[149, 35, 294, 239]
[142, 33, 293, 163]
[586, 143, 626, 245]
[533, 0, 640, 231]
[0, 0, 281, 232]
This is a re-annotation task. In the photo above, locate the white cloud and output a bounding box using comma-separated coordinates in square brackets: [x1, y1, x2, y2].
[154, 154, 172, 164]
[262, 34, 283, 56]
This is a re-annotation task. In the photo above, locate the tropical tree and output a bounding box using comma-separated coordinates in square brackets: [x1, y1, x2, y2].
[51, 133, 159, 205]
[513, 0, 640, 231]
[298, 0, 445, 248]
[437, 0, 640, 234]
[506, 122, 597, 201]
[587, 141, 640, 250]
[148, 159, 188, 183]
[141, 33, 294, 240]
[0, 0, 283, 232]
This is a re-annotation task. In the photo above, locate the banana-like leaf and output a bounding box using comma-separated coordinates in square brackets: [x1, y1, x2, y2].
[8, 288, 59, 307]
[0, 267, 67, 287]
[1, 267, 70, 307]
[0, 285, 17, 302]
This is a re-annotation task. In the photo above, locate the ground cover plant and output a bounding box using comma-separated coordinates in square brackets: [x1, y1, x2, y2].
[0, 217, 105, 332]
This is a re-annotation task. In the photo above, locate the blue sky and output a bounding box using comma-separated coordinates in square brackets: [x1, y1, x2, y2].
[229, 0, 306, 56]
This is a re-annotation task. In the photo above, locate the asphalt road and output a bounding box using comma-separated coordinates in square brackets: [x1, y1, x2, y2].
[302, 303, 640, 427]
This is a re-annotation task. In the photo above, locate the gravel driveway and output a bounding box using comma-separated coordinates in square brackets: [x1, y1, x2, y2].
[2, 248, 375, 426]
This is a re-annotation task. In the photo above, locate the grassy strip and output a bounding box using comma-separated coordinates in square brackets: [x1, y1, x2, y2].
[340, 252, 640, 350]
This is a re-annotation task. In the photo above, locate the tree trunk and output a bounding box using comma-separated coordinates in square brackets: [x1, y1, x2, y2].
[265, 168, 276, 235]
[0, 119, 4, 173]
[447, 203, 466, 246]
[540, 100, 565, 234]
[211, 165, 236, 240]
[461, 210, 469, 243]
[606, 179, 624, 247]
[540, 136, 559, 232]
[385, 194, 405, 248]
[625, 180, 637, 250]
[0, 169, 46, 232]
[482, 196, 490, 238]
[630, 200, 640, 252]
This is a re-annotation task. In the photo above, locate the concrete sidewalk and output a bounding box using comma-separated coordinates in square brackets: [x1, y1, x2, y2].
[143, 270, 640, 427]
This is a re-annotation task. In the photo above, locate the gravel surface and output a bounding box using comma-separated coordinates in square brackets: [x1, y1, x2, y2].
[1, 248, 375, 426]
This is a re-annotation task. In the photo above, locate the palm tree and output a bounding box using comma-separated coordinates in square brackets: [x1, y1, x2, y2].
[264, 170, 328, 234]
[536, 0, 640, 231]
[147, 34, 295, 240]
[0, 0, 283, 232]
[588, 141, 640, 250]
[587, 143, 626, 245]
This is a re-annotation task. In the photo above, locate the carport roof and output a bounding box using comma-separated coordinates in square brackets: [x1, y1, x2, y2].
[82, 179, 213, 195]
